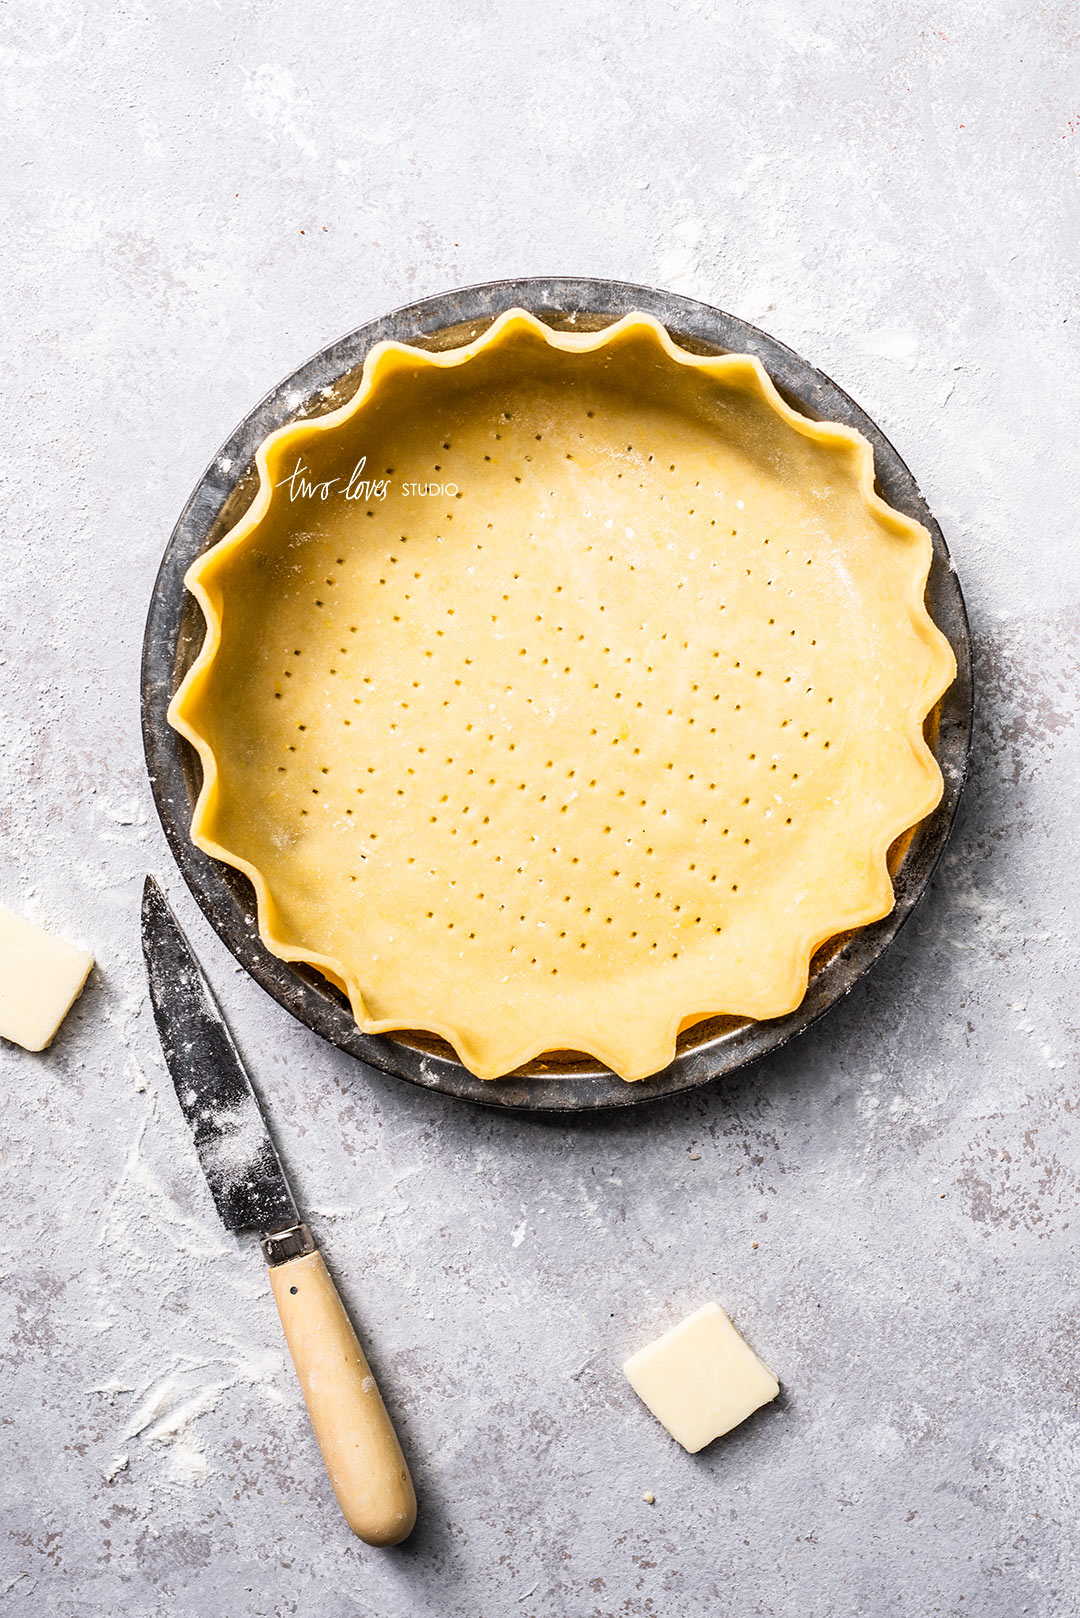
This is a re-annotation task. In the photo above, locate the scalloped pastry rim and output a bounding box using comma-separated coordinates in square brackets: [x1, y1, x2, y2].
[168, 308, 957, 1080]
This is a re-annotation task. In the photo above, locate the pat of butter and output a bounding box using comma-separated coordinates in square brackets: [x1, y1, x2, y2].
[0, 907, 94, 1051]
[623, 1301, 779, 1453]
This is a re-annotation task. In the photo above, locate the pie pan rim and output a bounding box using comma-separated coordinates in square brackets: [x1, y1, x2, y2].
[141, 276, 973, 1113]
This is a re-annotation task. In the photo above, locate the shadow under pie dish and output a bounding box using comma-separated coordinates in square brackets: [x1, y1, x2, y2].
[167, 307, 956, 1083]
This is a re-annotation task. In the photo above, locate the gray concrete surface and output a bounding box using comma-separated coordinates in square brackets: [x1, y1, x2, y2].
[1, 2, 1077, 1614]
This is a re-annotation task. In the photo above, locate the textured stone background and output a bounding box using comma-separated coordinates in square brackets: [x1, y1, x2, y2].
[2, 2, 1077, 1614]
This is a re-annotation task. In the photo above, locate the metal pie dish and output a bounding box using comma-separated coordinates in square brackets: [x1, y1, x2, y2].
[142, 277, 972, 1113]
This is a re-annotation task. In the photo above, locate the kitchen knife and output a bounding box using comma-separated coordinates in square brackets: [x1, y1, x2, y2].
[140, 875, 416, 1546]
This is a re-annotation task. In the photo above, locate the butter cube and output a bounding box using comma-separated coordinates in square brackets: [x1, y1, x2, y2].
[623, 1301, 779, 1453]
[0, 907, 94, 1051]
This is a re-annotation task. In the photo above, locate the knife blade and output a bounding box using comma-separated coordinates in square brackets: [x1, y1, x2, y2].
[139, 874, 417, 1545]
[141, 873, 299, 1235]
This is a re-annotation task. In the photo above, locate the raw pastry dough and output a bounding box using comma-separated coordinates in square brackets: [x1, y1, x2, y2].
[170, 310, 955, 1080]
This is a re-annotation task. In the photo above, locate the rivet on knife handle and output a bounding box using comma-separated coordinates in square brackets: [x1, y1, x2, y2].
[266, 1236, 417, 1546]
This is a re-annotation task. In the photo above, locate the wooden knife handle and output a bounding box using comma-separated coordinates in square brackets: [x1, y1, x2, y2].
[268, 1247, 416, 1545]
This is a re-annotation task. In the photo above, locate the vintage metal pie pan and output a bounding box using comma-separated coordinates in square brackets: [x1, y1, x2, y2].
[141, 277, 972, 1112]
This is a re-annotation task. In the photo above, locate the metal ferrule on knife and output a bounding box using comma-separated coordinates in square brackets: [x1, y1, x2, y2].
[260, 1223, 316, 1266]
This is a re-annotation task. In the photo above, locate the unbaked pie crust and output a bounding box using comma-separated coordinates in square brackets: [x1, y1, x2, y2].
[169, 310, 956, 1081]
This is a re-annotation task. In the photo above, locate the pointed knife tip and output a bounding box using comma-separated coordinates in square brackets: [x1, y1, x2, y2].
[141, 874, 171, 936]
